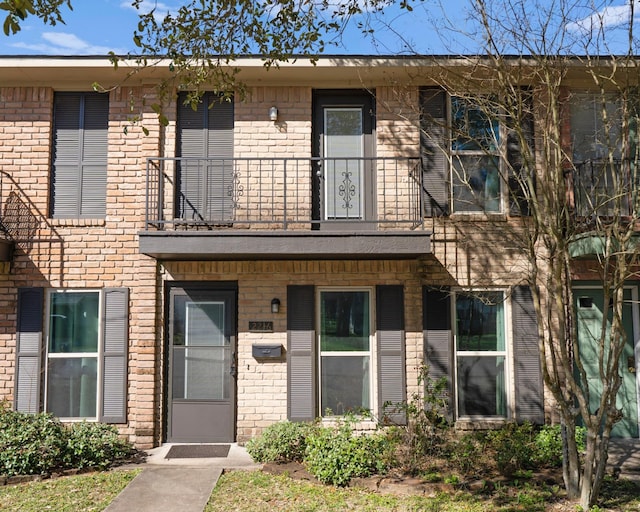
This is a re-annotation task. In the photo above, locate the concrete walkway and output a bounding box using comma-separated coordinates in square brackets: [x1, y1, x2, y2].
[103, 439, 640, 512]
[104, 444, 260, 512]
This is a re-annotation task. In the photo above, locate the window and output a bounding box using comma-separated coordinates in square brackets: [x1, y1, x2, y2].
[570, 93, 621, 163]
[46, 291, 99, 418]
[319, 289, 373, 416]
[570, 92, 637, 217]
[14, 288, 129, 422]
[450, 97, 501, 213]
[51, 92, 109, 219]
[454, 291, 508, 417]
[286, 285, 405, 423]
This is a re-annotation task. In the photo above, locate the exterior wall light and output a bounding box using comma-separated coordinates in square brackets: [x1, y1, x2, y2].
[269, 106, 278, 121]
[271, 298, 281, 313]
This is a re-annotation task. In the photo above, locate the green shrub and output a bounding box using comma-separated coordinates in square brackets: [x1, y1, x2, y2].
[304, 420, 391, 486]
[64, 421, 134, 470]
[246, 421, 318, 463]
[449, 432, 484, 475]
[0, 406, 67, 476]
[533, 424, 586, 468]
[384, 366, 451, 475]
[0, 402, 133, 476]
[487, 422, 537, 476]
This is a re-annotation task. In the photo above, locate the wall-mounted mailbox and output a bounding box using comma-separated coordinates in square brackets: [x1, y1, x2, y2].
[252, 344, 282, 359]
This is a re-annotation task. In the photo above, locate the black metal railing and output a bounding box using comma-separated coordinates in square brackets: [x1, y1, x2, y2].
[573, 159, 639, 219]
[144, 157, 423, 231]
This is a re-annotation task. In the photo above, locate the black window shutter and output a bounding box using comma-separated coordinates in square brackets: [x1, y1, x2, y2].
[100, 288, 129, 423]
[423, 286, 453, 421]
[15, 288, 44, 413]
[420, 87, 449, 216]
[287, 285, 316, 422]
[507, 88, 535, 216]
[51, 92, 108, 218]
[512, 286, 544, 424]
[376, 285, 406, 425]
[177, 92, 234, 221]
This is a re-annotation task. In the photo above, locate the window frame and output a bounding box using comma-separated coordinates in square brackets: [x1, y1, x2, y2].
[44, 289, 103, 421]
[316, 286, 376, 418]
[452, 289, 512, 420]
[449, 96, 505, 214]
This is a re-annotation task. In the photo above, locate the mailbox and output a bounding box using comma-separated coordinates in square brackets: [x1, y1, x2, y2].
[252, 344, 283, 359]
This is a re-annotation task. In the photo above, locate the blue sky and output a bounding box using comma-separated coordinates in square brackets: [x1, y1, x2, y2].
[0, 0, 637, 56]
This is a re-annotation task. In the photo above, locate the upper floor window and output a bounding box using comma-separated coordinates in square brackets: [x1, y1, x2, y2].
[450, 97, 501, 213]
[420, 88, 532, 217]
[570, 92, 622, 163]
[569, 92, 639, 218]
[50, 92, 109, 219]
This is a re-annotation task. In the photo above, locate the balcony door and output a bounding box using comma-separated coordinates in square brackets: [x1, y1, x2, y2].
[312, 91, 375, 229]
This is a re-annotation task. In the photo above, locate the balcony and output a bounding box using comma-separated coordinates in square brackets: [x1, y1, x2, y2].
[139, 156, 431, 260]
[570, 159, 640, 258]
[573, 159, 636, 221]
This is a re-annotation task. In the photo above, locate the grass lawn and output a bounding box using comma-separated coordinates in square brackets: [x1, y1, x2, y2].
[0, 469, 140, 512]
[206, 469, 640, 512]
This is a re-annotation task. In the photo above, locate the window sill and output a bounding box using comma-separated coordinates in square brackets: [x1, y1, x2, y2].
[449, 212, 508, 222]
[320, 417, 378, 432]
[49, 218, 106, 227]
[455, 418, 509, 431]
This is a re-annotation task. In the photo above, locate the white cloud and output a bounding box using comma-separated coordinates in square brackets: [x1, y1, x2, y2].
[120, 0, 174, 21]
[10, 32, 127, 55]
[567, 1, 640, 32]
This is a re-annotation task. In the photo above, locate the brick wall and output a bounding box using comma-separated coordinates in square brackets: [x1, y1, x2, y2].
[162, 259, 427, 442]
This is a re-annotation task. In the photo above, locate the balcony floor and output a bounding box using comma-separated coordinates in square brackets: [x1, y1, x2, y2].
[138, 230, 431, 260]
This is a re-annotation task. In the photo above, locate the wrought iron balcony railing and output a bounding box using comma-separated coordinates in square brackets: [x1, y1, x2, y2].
[573, 159, 637, 220]
[144, 157, 424, 231]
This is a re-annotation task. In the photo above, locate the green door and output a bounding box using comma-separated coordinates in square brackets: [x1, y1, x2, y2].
[575, 287, 639, 437]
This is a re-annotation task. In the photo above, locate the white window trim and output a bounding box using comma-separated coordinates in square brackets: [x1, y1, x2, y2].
[44, 289, 103, 422]
[449, 96, 507, 216]
[316, 286, 376, 419]
[452, 288, 513, 420]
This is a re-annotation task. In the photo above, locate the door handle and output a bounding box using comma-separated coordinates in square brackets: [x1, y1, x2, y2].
[230, 352, 237, 377]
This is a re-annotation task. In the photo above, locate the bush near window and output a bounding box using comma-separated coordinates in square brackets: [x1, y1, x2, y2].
[304, 420, 392, 486]
[246, 420, 318, 463]
[0, 403, 133, 476]
[64, 421, 134, 470]
[247, 418, 393, 486]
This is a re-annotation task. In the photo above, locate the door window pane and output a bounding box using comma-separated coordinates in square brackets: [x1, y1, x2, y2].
[171, 299, 230, 400]
[186, 302, 225, 347]
[319, 290, 372, 416]
[172, 346, 229, 400]
[324, 108, 363, 219]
